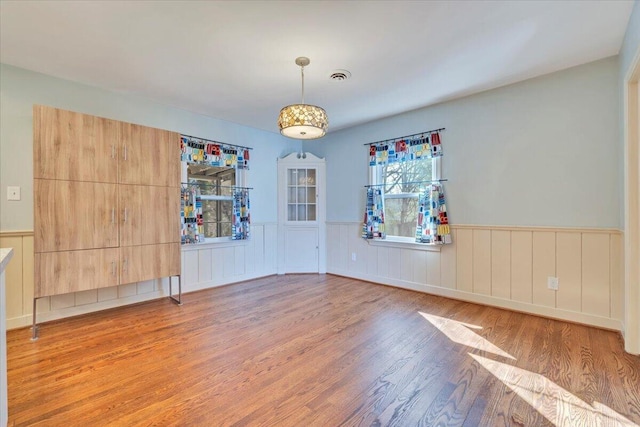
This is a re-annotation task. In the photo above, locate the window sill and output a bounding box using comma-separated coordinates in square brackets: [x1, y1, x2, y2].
[366, 236, 442, 252]
[181, 238, 248, 251]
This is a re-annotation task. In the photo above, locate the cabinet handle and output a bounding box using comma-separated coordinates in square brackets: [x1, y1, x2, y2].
[123, 144, 127, 161]
[123, 258, 128, 272]
[111, 207, 115, 224]
[124, 207, 128, 223]
[111, 261, 116, 276]
[111, 145, 115, 159]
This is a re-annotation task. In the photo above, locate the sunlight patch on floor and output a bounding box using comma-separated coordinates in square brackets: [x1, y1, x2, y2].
[470, 353, 639, 427]
[419, 312, 515, 360]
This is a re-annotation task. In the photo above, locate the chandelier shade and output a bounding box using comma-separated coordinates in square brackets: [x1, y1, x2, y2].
[278, 57, 328, 140]
[278, 103, 328, 139]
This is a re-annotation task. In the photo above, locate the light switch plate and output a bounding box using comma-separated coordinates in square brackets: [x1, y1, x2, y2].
[7, 186, 21, 201]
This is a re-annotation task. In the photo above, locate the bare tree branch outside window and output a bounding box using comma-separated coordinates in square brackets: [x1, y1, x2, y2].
[382, 160, 432, 237]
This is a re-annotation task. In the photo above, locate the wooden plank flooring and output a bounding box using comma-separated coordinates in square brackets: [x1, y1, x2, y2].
[6, 274, 640, 426]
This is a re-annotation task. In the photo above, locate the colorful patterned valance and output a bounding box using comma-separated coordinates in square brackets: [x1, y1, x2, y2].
[231, 189, 250, 240]
[362, 188, 386, 239]
[369, 132, 442, 166]
[181, 136, 250, 170]
[416, 183, 451, 244]
[181, 184, 205, 244]
[364, 128, 451, 245]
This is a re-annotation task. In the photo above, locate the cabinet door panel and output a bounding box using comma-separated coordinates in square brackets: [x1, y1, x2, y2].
[34, 248, 119, 298]
[35, 180, 119, 252]
[120, 185, 180, 246]
[119, 184, 143, 247]
[119, 123, 180, 187]
[33, 105, 118, 182]
[120, 243, 180, 285]
[150, 186, 181, 244]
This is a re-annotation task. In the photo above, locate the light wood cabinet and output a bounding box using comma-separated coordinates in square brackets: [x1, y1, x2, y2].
[120, 243, 180, 285]
[34, 248, 119, 298]
[33, 105, 182, 326]
[33, 105, 119, 183]
[34, 180, 118, 253]
[119, 122, 181, 187]
[119, 185, 180, 247]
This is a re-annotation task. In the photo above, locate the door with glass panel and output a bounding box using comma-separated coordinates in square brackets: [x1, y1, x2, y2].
[277, 153, 326, 274]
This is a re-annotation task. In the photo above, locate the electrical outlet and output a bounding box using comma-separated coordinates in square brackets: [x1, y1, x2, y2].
[7, 186, 21, 201]
[547, 276, 559, 291]
[351, 252, 357, 261]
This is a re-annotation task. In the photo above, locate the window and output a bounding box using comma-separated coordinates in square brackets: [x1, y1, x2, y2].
[187, 164, 237, 239]
[371, 157, 439, 239]
[287, 168, 317, 222]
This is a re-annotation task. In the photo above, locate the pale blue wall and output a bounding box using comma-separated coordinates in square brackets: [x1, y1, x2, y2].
[0, 63, 300, 230]
[305, 57, 620, 228]
[621, 1, 640, 80]
[0, 53, 626, 230]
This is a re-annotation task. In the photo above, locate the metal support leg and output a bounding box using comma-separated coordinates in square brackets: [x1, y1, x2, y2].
[31, 298, 39, 341]
[169, 275, 182, 305]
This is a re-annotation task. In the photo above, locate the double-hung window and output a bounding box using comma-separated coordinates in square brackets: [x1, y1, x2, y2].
[187, 164, 245, 240]
[370, 156, 440, 240]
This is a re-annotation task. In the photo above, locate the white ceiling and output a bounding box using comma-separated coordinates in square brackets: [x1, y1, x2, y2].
[0, 1, 634, 135]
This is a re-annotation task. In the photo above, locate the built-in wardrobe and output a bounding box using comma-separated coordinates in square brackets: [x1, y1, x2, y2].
[32, 105, 181, 339]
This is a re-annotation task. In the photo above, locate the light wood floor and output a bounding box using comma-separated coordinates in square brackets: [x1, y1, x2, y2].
[7, 274, 640, 426]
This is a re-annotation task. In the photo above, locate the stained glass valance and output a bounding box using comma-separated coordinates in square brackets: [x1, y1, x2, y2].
[181, 135, 251, 170]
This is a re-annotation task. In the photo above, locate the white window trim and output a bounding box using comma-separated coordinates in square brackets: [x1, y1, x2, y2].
[181, 238, 247, 251]
[181, 161, 249, 244]
[367, 235, 442, 251]
[367, 156, 442, 251]
[200, 195, 233, 202]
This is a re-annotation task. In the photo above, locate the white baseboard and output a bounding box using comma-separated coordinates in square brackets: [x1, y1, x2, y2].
[7, 269, 278, 331]
[182, 270, 277, 293]
[328, 268, 623, 332]
[7, 289, 169, 330]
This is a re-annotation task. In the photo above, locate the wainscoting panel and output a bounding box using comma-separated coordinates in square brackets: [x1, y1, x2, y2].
[2, 223, 278, 330]
[532, 231, 556, 308]
[556, 232, 582, 313]
[440, 230, 457, 289]
[510, 231, 533, 304]
[491, 230, 511, 299]
[456, 229, 473, 293]
[472, 229, 491, 296]
[610, 233, 624, 321]
[582, 233, 610, 318]
[327, 223, 624, 330]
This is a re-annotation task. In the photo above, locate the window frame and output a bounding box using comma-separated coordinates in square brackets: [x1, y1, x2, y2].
[182, 162, 247, 244]
[368, 156, 441, 248]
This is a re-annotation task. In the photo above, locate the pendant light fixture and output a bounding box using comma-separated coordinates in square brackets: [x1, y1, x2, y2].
[278, 57, 328, 140]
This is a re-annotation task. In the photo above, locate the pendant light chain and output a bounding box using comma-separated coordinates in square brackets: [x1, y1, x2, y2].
[300, 64, 305, 105]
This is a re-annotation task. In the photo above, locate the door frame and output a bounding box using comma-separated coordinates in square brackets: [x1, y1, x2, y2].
[624, 45, 640, 355]
[277, 152, 326, 275]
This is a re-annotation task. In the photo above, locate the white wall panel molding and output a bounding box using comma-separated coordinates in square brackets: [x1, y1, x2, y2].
[326, 222, 624, 331]
[452, 224, 622, 234]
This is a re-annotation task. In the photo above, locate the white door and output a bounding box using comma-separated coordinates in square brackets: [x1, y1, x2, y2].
[277, 153, 326, 274]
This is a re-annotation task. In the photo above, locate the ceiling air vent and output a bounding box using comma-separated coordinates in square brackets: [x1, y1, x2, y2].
[329, 70, 351, 81]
